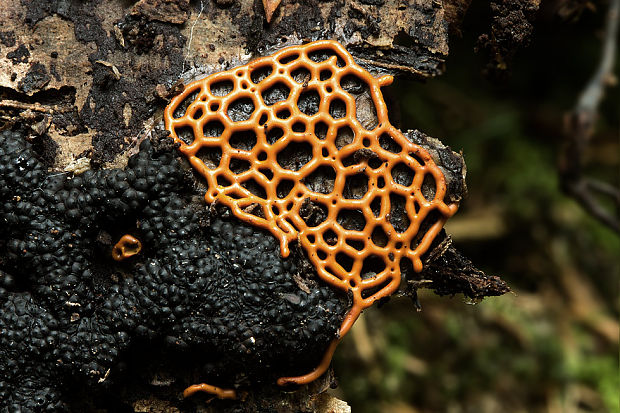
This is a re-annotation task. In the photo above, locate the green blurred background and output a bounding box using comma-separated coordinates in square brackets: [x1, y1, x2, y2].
[331, 4, 619, 412]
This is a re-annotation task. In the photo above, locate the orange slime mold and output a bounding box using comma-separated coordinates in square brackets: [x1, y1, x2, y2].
[164, 40, 458, 388]
[111, 234, 142, 261]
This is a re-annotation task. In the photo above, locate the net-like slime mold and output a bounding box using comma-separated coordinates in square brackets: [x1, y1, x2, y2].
[164, 40, 459, 388]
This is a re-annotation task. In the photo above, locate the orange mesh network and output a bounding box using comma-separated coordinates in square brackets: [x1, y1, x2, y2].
[164, 40, 458, 389]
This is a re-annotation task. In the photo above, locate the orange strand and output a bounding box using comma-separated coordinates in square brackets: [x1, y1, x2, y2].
[183, 383, 237, 400]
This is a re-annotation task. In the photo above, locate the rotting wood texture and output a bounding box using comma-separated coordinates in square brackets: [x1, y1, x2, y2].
[0, 1, 507, 412]
[0, 0, 449, 171]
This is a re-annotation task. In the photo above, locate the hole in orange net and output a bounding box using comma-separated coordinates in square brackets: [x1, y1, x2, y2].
[388, 193, 409, 233]
[409, 151, 426, 166]
[379, 132, 402, 154]
[360, 276, 392, 299]
[229, 130, 257, 151]
[242, 178, 267, 199]
[196, 146, 222, 170]
[229, 158, 251, 174]
[251, 65, 273, 84]
[371, 226, 389, 248]
[336, 252, 354, 272]
[314, 121, 329, 140]
[203, 120, 225, 137]
[377, 177, 385, 188]
[341, 152, 359, 168]
[298, 90, 321, 116]
[279, 53, 298, 65]
[276, 179, 295, 198]
[259, 168, 274, 180]
[283, 216, 296, 230]
[422, 173, 437, 202]
[308, 48, 345, 67]
[413, 200, 421, 214]
[277, 141, 313, 171]
[329, 98, 347, 119]
[323, 228, 338, 245]
[303, 165, 336, 194]
[391, 162, 415, 187]
[399, 256, 413, 275]
[343, 172, 368, 200]
[320, 69, 332, 80]
[191, 108, 204, 120]
[262, 82, 290, 106]
[217, 174, 232, 186]
[173, 90, 198, 119]
[337, 209, 366, 231]
[292, 121, 306, 133]
[247, 203, 265, 219]
[369, 197, 382, 218]
[335, 125, 354, 150]
[276, 108, 291, 119]
[346, 238, 365, 251]
[227, 97, 255, 122]
[300, 200, 328, 227]
[174, 126, 195, 145]
[368, 157, 382, 169]
[291, 67, 311, 83]
[340, 74, 367, 94]
[210, 79, 233, 96]
[266, 126, 284, 144]
[410, 210, 441, 251]
[361, 254, 386, 280]
[209, 102, 220, 112]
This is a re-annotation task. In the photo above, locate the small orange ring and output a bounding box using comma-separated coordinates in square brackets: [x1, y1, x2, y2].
[111, 235, 142, 261]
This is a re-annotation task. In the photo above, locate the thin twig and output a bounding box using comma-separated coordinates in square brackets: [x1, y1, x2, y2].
[182, 0, 204, 74]
[560, 0, 620, 233]
[584, 178, 620, 204]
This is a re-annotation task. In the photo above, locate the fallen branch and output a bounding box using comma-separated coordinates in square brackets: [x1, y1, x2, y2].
[560, 0, 620, 233]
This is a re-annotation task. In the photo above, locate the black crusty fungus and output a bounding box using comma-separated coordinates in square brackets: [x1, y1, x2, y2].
[0, 129, 348, 411]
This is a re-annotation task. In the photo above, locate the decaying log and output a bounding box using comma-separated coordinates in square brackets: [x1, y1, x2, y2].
[0, 1, 507, 411]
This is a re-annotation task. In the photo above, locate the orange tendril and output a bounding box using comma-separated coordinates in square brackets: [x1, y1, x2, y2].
[164, 40, 459, 387]
[111, 234, 142, 261]
[183, 383, 237, 400]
